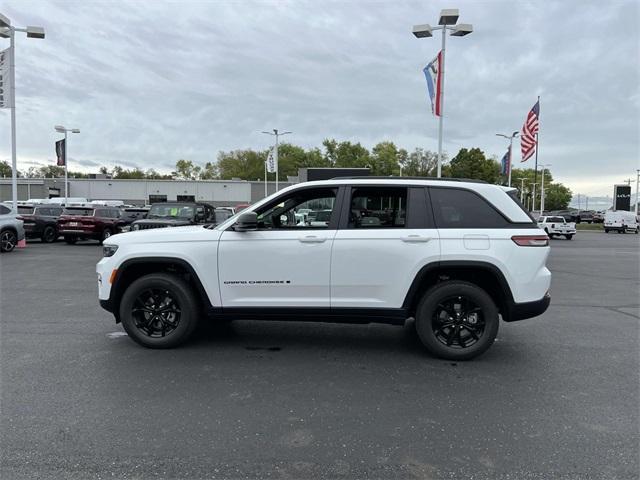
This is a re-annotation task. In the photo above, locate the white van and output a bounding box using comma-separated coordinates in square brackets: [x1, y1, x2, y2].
[604, 211, 639, 233]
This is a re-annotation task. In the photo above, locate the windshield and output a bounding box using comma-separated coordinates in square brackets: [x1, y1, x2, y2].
[548, 217, 565, 223]
[62, 208, 95, 216]
[148, 204, 195, 219]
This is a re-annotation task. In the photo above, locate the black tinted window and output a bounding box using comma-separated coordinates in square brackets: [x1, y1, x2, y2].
[430, 188, 508, 228]
[0, 205, 11, 214]
[349, 187, 407, 228]
[63, 208, 94, 216]
[18, 206, 35, 214]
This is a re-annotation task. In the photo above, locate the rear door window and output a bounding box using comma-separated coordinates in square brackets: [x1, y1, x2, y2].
[348, 187, 407, 229]
[429, 188, 509, 228]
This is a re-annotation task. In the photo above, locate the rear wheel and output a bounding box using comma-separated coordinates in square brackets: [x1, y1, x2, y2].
[99, 228, 113, 245]
[414, 281, 499, 361]
[64, 235, 77, 244]
[565, 234, 573, 240]
[0, 230, 17, 252]
[604, 229, 609, 233]
[42, 225, 57, 243]
[120, 273, 199, 348]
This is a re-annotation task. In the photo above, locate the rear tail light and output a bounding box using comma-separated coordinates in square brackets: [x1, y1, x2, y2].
[511, 235, 549, 247]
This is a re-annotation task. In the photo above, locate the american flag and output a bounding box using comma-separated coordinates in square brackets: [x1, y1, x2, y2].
[520, 100, 539, 162]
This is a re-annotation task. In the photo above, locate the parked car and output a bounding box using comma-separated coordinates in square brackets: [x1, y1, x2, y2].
[58, 206, 125, 244]
[0, 204, 26, 253]
[119, 207, 150, 232]
[552, 210, 579, 222]
[578, 211, 594, 223]
[97, 178, 551, 361]
[16, 204, 64, 243]
[604, 211, 639, 234]
[537, 216, 576, 240]
[235, 203, 251, 212]
[130, 202, 215, 231]
[592, 211, 605, 223]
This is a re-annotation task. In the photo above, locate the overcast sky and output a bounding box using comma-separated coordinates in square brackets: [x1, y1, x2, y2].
[1, 0, 638, 198]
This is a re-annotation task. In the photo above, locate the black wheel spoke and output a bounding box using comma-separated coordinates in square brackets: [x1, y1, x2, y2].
[432, 295, 485, 349]
[131, 288, 181, 338]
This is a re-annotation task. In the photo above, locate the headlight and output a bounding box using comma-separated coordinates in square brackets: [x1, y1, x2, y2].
[132, 224, 140, 231]
[103, 245, 119, 257]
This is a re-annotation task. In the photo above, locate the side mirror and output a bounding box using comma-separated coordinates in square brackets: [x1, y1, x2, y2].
[234, 211, 258, 232]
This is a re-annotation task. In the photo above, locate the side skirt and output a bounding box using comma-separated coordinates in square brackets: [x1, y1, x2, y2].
[204, 307, 409, 326]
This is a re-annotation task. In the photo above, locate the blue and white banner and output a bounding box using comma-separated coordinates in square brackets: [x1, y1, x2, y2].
[422, 51, 442, 116]
[266, 147, 277, 174]
[0, 47, 13, 109]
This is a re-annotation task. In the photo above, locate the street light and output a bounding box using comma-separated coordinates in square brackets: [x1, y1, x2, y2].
[262, 129, 291, 193]
[514, 177, 528, 203]
[0, 13, 45, 212]
[496, 131, 519, 187]
[413, 8, 473, 178]
[54, 125, 80, 206]
[539, 164, 551, 215]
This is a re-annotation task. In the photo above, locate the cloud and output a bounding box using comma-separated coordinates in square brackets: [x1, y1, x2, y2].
[0, 0, 638, 197]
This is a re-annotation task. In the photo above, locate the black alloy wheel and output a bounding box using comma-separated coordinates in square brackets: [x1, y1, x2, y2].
[431, 295, 485, 349]
[120, 273, 199, 348]
[131, 288, 182, 338]
[0, 230, 17, 252]
[415, 281, 499, 360]
[42, 225, 57, 243]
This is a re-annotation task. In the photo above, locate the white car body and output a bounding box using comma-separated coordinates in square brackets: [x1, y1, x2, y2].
[604, 211, 639, 233]
[537, 216, 576, 238]
[97, 179, 550, 316]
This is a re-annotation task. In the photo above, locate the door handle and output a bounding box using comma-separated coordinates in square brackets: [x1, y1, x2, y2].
[401, 235, 432, 243]
[298, 235, 327, 243]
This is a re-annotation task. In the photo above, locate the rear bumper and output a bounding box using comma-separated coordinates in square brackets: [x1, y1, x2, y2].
[59, 229, 99, 238]
[503, 293, 550, 322]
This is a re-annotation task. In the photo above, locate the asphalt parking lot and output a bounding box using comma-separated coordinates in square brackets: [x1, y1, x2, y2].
[1, 232, 638, 479]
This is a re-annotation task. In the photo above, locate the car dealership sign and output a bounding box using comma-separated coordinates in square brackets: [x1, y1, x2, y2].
[614, 184, 631, 211]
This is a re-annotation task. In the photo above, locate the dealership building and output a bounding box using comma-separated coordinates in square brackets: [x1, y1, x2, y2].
[0, 168, 369, 206]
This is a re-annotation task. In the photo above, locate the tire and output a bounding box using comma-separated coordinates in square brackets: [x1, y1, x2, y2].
[99, 228, 113, 245]
[41, 225, 57, 243]
[64, 235, 77, 244]
[565, 234, 573, 240]
[604, 229, 609, 233]
[0, 229, 17, 253]
[414, 281, 499, 361]
[119, 273, 200, 349]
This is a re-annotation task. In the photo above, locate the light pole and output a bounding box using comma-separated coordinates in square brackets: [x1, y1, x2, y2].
[0, 13, 45, 211]
[635, 169, 639, 215]
[539, 164, 551, 215]
[413, 9, 473, 178]
[262, 129, 291, 192]
[496, 131, 519, 187]
[54, 125, 80, 205]
[515, 177, 528, 203]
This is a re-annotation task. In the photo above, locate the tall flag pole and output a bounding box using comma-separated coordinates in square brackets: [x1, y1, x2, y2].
[520, 97, 540, 209]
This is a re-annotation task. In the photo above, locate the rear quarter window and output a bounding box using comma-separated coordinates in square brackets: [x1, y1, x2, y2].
[429, 188, 509, 229]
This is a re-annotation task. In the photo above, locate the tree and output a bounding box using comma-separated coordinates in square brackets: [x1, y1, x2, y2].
[400, 148, 439, 177]
[542, 183, 572, 210]
[217, 149, 267, 180]
[174, 159, 201, 180]
[0, 160, 12, 178]
[322, 139, 371, 169]
[199, 162, 219, 180]
[448, 148, 501, 184]
[370, 141, 400, 176]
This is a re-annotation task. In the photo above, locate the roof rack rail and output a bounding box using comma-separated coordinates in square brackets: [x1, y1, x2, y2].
[331, 176, 488, 184]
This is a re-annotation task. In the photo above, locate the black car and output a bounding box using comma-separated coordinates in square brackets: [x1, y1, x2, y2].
[119, 207, 150, 231]
[17, 205, 64, 243]
[130, 203, 216, 231]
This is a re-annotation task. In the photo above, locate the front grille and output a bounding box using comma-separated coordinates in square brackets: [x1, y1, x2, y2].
[137, 223, 169, 230]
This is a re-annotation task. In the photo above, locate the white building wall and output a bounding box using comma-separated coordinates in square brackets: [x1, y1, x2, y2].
[68, 179, 252, 204]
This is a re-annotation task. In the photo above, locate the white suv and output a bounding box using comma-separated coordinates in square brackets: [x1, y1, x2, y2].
[97, 178, 551, 360]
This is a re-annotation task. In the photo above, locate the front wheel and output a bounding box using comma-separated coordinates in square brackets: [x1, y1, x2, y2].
[414, 281, 499, 361]
[42, 225, 57, 243]
[119, 273, 199, 348]
[0, 230, 17, 252]
[64, 235, 77, 244]
[604, 229, 609, 233]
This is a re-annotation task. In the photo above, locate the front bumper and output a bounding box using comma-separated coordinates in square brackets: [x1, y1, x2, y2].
[503, 293, 551, 322]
